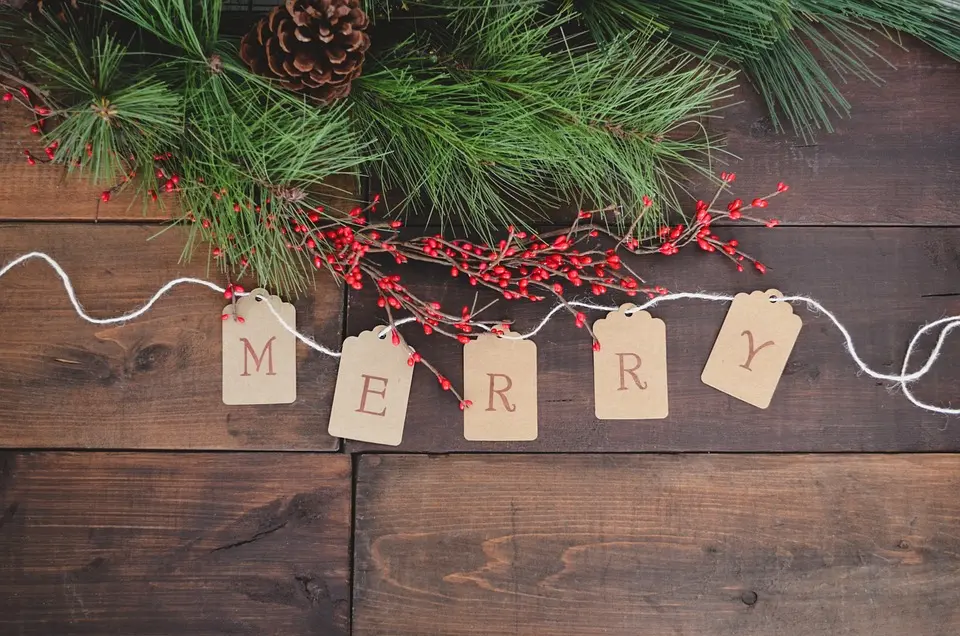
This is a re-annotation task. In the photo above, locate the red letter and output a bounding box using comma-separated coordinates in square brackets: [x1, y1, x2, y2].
[739, 330, 775, 371]
[485, 373, 516, 412]
[616, 352, 648, 391]
[356, 374, 389, 416]
[240, 337, 277, 376]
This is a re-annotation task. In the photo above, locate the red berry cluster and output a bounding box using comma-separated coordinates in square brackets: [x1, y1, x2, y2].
[207, 175, 787, 401]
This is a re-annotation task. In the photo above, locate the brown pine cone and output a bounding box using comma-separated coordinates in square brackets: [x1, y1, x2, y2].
[240, 0, 370, 103]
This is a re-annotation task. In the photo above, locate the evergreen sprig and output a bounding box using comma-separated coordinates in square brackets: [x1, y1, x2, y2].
[355, 2, 734, 234]
[573, 0, 960, 141]
[9, 0, 955, 294]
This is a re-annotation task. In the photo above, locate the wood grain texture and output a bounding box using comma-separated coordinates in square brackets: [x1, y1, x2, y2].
[354, 454, 960, 636]
[346, 226, 960, 453]
[0, 108, 168, 220]
[0, 108, 362, 221]
[0, 224, 343, 450]
[713, 37, 960, 225]
[0, 452, 352, 635]
[368, 37, 960, 227]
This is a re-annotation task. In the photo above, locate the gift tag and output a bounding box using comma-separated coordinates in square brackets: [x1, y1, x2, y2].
[701, 289, 802, 409]
[222, 289, 297, 405]
[593, 304, 668, 420]
[328, 326, 414, 446]
[463, 330, 537, 441]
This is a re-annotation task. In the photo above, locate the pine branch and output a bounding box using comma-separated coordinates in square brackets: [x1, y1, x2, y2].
[578, 0, 960, 142]
[355, 3, 735, 236]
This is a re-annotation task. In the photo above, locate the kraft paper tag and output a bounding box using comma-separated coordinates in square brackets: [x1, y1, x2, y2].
[328, 326, 414, 446]
[463, 329, 537, 441]
[593, 304, 668, 420]
[701, 289, 802, 409]
[222, 289, 297, 405]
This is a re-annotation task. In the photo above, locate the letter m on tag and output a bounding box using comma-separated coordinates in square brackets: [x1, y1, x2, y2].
[240, 337, 277, 376]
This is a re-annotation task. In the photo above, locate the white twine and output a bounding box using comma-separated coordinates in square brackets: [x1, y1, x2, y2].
[1, 252, 956, 415]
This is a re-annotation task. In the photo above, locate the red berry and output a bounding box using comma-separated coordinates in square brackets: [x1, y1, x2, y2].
[776, 182, 789, 192]
[754, 262, 766, 274]
[100, 190, 111, 202]
[212, 247, 222, 257]
[457, 335, 470, 344]
[751, 198, 768, 208]
[391, 330, 401, 346]
[1, 93, 12, 102]
[459, 400, 472, 411]
[29, 124, 40, 134]
[765, 219, 780, 228]
[592, 341, 601, 352]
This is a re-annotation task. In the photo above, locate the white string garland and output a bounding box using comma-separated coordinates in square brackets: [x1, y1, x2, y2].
[1, 251, 956, 415]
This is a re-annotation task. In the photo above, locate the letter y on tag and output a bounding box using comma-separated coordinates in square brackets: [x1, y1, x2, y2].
[702, 289, 802, 408]
[222, 289, 297, 405]
[328, 326, 414, 446]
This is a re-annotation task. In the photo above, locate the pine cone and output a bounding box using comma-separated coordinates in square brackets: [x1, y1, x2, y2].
[240, 0, 370, 103]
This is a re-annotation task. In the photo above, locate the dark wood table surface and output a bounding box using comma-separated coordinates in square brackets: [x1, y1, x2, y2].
[1, 39, 958, 635]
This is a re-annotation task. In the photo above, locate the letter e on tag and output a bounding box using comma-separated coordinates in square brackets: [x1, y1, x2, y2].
[593, 304, 668, 419]
[222, 289, 297, 405]
[701, 289, 802, 409]
[463, 330, 537, 441]
[328, 326, 414, 446]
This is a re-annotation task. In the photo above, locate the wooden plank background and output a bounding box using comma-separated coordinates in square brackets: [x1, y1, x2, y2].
[0, 224, 343, 450]
[712, 36, 960, 225]
[354, 454, 960, 636]
[0, 28, 957, 636]
[0, 452, 352, 635]
[347, 226, 960, 453]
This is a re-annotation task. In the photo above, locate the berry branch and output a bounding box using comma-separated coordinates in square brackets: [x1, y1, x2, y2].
[220, 174, 789, 402]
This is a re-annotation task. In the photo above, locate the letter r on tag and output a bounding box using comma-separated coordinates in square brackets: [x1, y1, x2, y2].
[593, 306, 668, 420]
[463, 331, 538, 441]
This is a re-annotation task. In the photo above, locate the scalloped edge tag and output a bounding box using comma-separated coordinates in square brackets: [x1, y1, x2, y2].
[593, 304, 669, 420]
[463, 329, 538, 441]
[222, 288, 297, 405]
[701, 289, 802, 409]
[328, 326, 414, 446]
